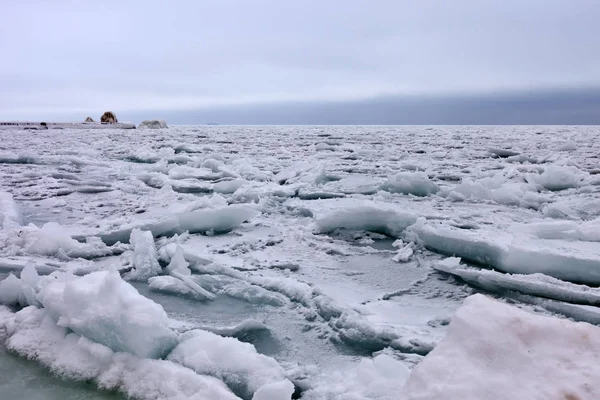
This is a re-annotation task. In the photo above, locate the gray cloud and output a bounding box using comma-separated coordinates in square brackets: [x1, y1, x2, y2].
[1, 0, 599, 122]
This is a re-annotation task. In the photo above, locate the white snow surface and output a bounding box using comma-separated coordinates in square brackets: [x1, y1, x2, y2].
[1, 125, 600, 399]
[402, 294, 600, 400]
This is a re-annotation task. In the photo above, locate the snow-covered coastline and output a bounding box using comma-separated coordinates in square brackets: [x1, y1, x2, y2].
[0, 125, 599, 399]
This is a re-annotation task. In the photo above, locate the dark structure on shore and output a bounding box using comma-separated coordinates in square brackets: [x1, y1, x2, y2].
[101, 111, 118, 124]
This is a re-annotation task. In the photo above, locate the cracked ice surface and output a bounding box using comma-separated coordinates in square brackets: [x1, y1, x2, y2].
[1, 125, 600, 399]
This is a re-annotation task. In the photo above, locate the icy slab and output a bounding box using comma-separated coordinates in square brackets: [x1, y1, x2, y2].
[213, 178, 248, 194]
[5, 222, 113, 259]
[315, 205, 418, 237]
[321, 175, 383, 195]
[94, 204, 258, 246]
[0, 306, 240, 400]
[402, 294, 600, 400]
[314, 296, 439, 355]
[0, 256, 60, 275]
[303, 354, 410, 400]
[138, 120, 168, 129]
[380, 172, 439, 197]
[434, 257, 600, 306]
[168, 329, 293, 400]
[392, 241, 414, 263]
[0, 263, 40, 307]
[525, 219, 600, 242]
[528, 165, 587, 191]
[0, 191, 23, 231]
[124, 228, 162, 281]
[411, 220, 600, 285]
[487, 147, 520, 157]
[148, 276, 214, 301]
[38, 270, 178, 359]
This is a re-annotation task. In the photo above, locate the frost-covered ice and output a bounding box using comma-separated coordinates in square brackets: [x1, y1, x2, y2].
[138, 120, 168, 129]
[169, 329, 294, 399]
[402, 294, 600, 400]
[1, 125, 600, 399]
[38, 270, 178, 358]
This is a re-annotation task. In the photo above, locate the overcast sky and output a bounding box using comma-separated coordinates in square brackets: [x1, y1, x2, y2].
[2, 0, 600, 124]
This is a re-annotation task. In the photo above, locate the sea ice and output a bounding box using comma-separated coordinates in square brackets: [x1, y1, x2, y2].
[380, 172, 439, 197]
[168, 329, 293, 400]
[9, 222, 112, 259]
[315, 205, 418, 237]
[434, 257, 600, 306]
[124, 228, 162, 281]
[411, 220, 600, 285]
[0, 191, 23, 231]
[303, 354, 410, 400]
[402, 294, 600, 400]
[138, 120, 168, 129]
[38, 270, 178, 358]
[0, 306, 240, 400]
[528, 164, 586, 191]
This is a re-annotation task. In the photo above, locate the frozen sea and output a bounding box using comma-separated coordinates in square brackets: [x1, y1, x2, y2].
[0, 125, 599, 399]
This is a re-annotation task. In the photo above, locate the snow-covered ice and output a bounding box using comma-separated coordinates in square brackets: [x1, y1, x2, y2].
[1, 125, 600, 399]
[402, 294, 600, 400]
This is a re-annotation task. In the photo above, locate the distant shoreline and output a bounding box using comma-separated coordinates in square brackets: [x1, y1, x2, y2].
[0, 121, 136, 130]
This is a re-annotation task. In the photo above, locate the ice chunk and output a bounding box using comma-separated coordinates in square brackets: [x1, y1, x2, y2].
[168, 165, 221, 180]
[528, 165, 586, 191]
[525, 219, 600, 242]
[0, 274, 23, 306]
[411, 221, 600, 285]
[381, 172, 439, 196]
[208, 319, 268, 337]
[316, 205, 418, 237]
[434, 257, 600, 306]
[303, 354, 410, 400]
[138, 120, 168, 129]
[15, 222, 112, 259]
[171, 271, 216, 300]
[0, 264, 40, 307]
[124, 228, 162, 281]
[0, 191, 23, 231]
[402, 294, 600, 400]
[557, 140, 577, 151]
[392, 244, 414, 263]
[179, 205, 258, 234]
[249, 276, 313, 305]
[252, 380, 295, 400]
[487, 147, 520, 157]
[1, 306, 239, 400]
[38, 270, 178, 358]
[148, 276, 214, 301]
[165, 245, 191, 276]
[220, 280, 289, 307]
[213, 178, 248, 194]
[95, 204, 258, 245]
[322, 175, 383, 195]
[274, 162, 313, 184]
[168, 329, 292, 399]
